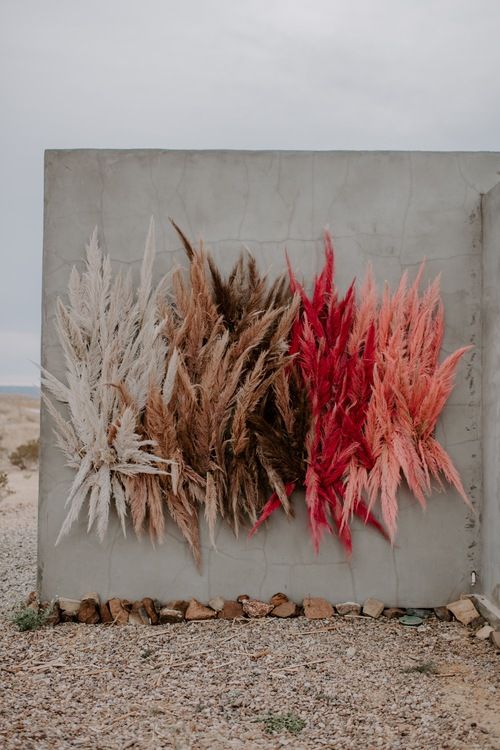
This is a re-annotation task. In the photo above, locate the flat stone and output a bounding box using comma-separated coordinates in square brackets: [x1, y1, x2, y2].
[475, 625, 494, 640]
[447, 598, 480, 626]
[128, 610, 148, 626]
[99, 602, 113, 623]
[159, 607, 184, 624]
[270, 592, 289, 607]
[468, 594, 500, 629]
[336, 602, 361, 616]
[208, 596, 225, 612]
[217, 601, 244, 619]
[383, 607, 406, 619]
[141, 597, 159, 625]
[242, 600, 274, 618]
[271, 601, 297, 618]
[130, 602, 152, 625]
[363, 598, 385, 619]
[165, 600, 189, 616]
[108, 598, 129, 625]
[303, 597, 334, 620]
[490, 631, 500, 650]
[434, 606, 453, 621]
[185, 599, 217, 621]
[58, 598, 81, 615]
[77, 599, 100, 624]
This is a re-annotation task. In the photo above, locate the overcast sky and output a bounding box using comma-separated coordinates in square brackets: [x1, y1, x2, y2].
[1, 0, 499, 384]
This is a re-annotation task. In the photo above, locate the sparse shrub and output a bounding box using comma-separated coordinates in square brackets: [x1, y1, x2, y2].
[402, 661, 438, 675]
[0, 471, 8, 491]
[11, 605, 49, 632]
[258, 712, 306, 735]
[9, 439, 39, 470]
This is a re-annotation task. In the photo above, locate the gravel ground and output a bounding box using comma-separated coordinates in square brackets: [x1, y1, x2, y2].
[1, 483, 499, 749]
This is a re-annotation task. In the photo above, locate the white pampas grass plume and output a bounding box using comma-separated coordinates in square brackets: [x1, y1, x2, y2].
[44, 217, 173, 544]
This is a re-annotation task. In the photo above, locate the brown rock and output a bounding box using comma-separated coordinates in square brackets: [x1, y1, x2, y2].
[434, 606, 453, 621]
[141, 598, 159, 625]
[81, 592, 100, 606]
[217, 600, 244, 619]
[237, 594, 250, 603]
[335, 602, 361, 616]
[447, 598, 480, 626]
[77, 599, 100, 624]
[159, 607, 184, 624]
[99, 602, 113, 624]
[120, 599, 133, 612]
[363, 598, 385, 619]
[58, 598, 81, 616]
[490, 631, 500, 650]
[303, 597, 334, 620]
[185, 599, 217, 621]
[108, 598, 129, 624]
[270, 592, 289, 607]
[242, 599, 274, 618]
[25, 591, 39, 610]
[271, 601, 297, 618]
[208, 596, 225, 612]
[383, 607, 406, 620]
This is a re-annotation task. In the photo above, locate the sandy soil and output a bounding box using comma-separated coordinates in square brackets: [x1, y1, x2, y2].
[0, 395, 498, 749]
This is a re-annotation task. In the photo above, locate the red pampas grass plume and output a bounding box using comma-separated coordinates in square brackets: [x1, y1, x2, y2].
[252, 232, 388, 553]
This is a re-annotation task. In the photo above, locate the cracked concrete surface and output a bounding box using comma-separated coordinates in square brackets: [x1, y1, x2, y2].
[39, 150, 500, 605]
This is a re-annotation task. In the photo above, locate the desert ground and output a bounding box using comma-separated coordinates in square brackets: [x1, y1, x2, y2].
[0, 394, 499, 749]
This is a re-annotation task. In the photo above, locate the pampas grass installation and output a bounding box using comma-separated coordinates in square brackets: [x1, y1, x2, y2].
[45, 218, 470, 562]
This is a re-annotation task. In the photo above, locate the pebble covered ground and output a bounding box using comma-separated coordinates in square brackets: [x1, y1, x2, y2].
[1, 487, 499, 749]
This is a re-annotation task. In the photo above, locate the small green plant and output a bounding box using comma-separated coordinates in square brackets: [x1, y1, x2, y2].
[9, 439, 39, 470]
[11, 605, 49, 632]
[402, 661, 438, 675]
[258, 712, 306, 735]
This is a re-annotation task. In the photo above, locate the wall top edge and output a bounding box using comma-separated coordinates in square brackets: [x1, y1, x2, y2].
[44, 148, 500, 158]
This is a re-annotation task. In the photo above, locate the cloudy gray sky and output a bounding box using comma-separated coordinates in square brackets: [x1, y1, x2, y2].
[1, 0, 499, 384]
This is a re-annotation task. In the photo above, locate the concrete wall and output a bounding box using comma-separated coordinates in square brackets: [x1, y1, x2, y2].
[482, 181, 500, 606]
[39, 150, 500, 606]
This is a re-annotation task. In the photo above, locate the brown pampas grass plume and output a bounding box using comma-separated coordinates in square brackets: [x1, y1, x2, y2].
[142, 221, 301, 563]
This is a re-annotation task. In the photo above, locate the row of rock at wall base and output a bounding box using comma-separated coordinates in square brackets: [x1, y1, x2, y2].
[23, 591, 500, 649]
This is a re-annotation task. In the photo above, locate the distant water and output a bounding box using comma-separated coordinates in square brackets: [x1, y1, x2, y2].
[0, 385, 40, 398]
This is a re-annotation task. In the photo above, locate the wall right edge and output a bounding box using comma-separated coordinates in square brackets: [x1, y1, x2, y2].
[482, 180, 500, 605]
